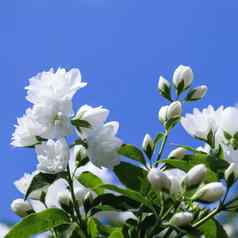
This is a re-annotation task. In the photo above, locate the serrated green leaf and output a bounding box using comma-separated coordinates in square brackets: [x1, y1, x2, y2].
[5, 208, 70, 238]
[118, 144, 146, 165]
[77, 171, 104, 195]
[114, 162, 146, 191]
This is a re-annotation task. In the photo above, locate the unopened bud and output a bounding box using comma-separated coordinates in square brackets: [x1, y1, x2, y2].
[58, 191, 72, 208]
[159, 106, 169, 124]
[173, 65, 193, 90]
[170, 212, 194, 227]
[75, 187, 91, 206]
[186, 85, 208, 101]
[11, 199, 33, 217]
[158, 76, 171, 100]
[225, 163, 238, 183]
[183, 164, 207, 187]
[75, 145, 87, 167]
[168, 147, 186, 159]
[142, 134, 154, 158]
[192, 182, 226, 202]
[147, 168, 171, 192]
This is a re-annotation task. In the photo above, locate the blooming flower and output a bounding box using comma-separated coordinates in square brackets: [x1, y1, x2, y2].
[0, 224, 10, 238]
[75, 105, 109, 138]
[86, 122, 122, 168]
[35, 138, 69, 174]
[11, 108, 44, 147]
[181, 105, 224, 140]
[25, 68, 87, 105]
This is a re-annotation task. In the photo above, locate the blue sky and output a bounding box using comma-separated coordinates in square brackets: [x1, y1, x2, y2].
[1, 0, 238, 222]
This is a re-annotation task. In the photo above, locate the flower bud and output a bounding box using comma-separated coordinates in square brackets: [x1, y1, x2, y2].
[58, 191, 72, 208]
[192, 182, 226, 202]
[75, 145, 88, 167]
[173, 65, 193, 90]
[183, 164, 207, 187]
[147, 168, 171, 192]
[167, 101, 182, 120]
[142, 134, 154, 158]
[75, 187, 91, 206]
[168, 147, 186, 159]
[186, 85, 208, 101]
[11, 199, 33, 217]
[225, 163, 238, 183]
[170, 212, 194, 227]
[159, 106, 169, 124]
[158, 76, 171, 100]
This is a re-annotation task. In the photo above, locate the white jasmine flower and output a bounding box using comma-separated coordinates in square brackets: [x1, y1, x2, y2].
[86, 122, 122, 168]
[142, 134, 154, 152]
[35, 138, 69, 174]
[192, 182, 226, 202]
[168, 147, 186, 159]
[11, 199, 33, 217]
[181, 105, 224, 140]
[182, 164, 207, 187]
[170, 212, 194, 227]
[0, 223, 9, 238]
[222, 144, 238, 165]
[220, 107, 238, 136]
[11, 108, 44, 147]
[187, 85, 208, 101]
[164, 169, 186, 195]
[173, 65, 193, 89]
[147, 168, 171, 192]
[75, 105, 109, 138]
[225, 162, 238, 181]
[25, 68, 87, 105]
[14, 170, 45, 200]
[158, 76, 170, 92]
[75, 187, 91, 206]
[32, 100, 73, 139]
[57, 190, 72, 208]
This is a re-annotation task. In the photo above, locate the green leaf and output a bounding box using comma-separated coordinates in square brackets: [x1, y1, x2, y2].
[99, 184, 152, 209]
[176, 80, 185, 96]
[199, 219, 217, 237]
[109, 228, 124, 238]
[77, 171, 104, 195]
[87, 218, 98, 238]
[56, 223, 86, 238]
[71, 119, 91, 128]
[5, 208, 70, 238]
[118, 144, 146, 165]
[25, 172, 66, 200]
[114, 162, 146, 191]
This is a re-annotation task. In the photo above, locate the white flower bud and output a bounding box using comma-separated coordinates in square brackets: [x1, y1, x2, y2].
[75, 187, 91, 206]
[159, 106, 169, 124]
[225, 163, 238, 182]
[170, 212, 194, 227]
[192, 182, 226, 202]
[187, 85, 208, 101]
[183, 164, 207, 187]
[57, 191, 72, 208]
[168, 147, 186, 159]
[147, 168, 171, 192]
[173, 65, 193, 89]
[11, 199, 33, 217]
[158, 76, 170, 92]
[167, 101, 182, 120]
[142, 134, 154, 152]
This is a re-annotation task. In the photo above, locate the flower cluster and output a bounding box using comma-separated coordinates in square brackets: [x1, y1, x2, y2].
[6, 65, 238, 238]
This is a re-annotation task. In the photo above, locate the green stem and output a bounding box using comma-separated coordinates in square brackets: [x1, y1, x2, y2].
[67, 165, 82, 226]
[156, 130, 169, 165]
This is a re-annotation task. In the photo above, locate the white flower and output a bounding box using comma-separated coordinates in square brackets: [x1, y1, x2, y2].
[187, 85, 208, 101]
[32, 100, 73, 139]
[11, 199, 33, 217]
[86, 122, 122, 168]
[75, 187, 91, 206]
[181, 105, 224, 140]
[147, 168, 171, 192]
[225, 163, 238, 181]
[170, 212, 194, 227]
[220, 107, 238, 136]
[25, 68, 87, 105]
[163, 169, 186, 195]
[158, 76, 170, 92]
[142, 134, 154, 152]
[75, 105, 109, 138]
[36, 138, 69, 174]
[57, 190, 72, 208]
[11, 108, 44, 147]
[159, 101, 182, 124]
[173, 65, 193, 89]
[222, 144, 238, 165]
[182, 164, 207, 187]
[0, 223, 9, 237]
[14, 170, 46, 200]
[192, 182, 226, 202]
[168, 147, 186, 159]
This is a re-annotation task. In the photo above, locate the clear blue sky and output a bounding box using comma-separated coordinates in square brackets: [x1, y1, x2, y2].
[1, 0, 238, 223]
